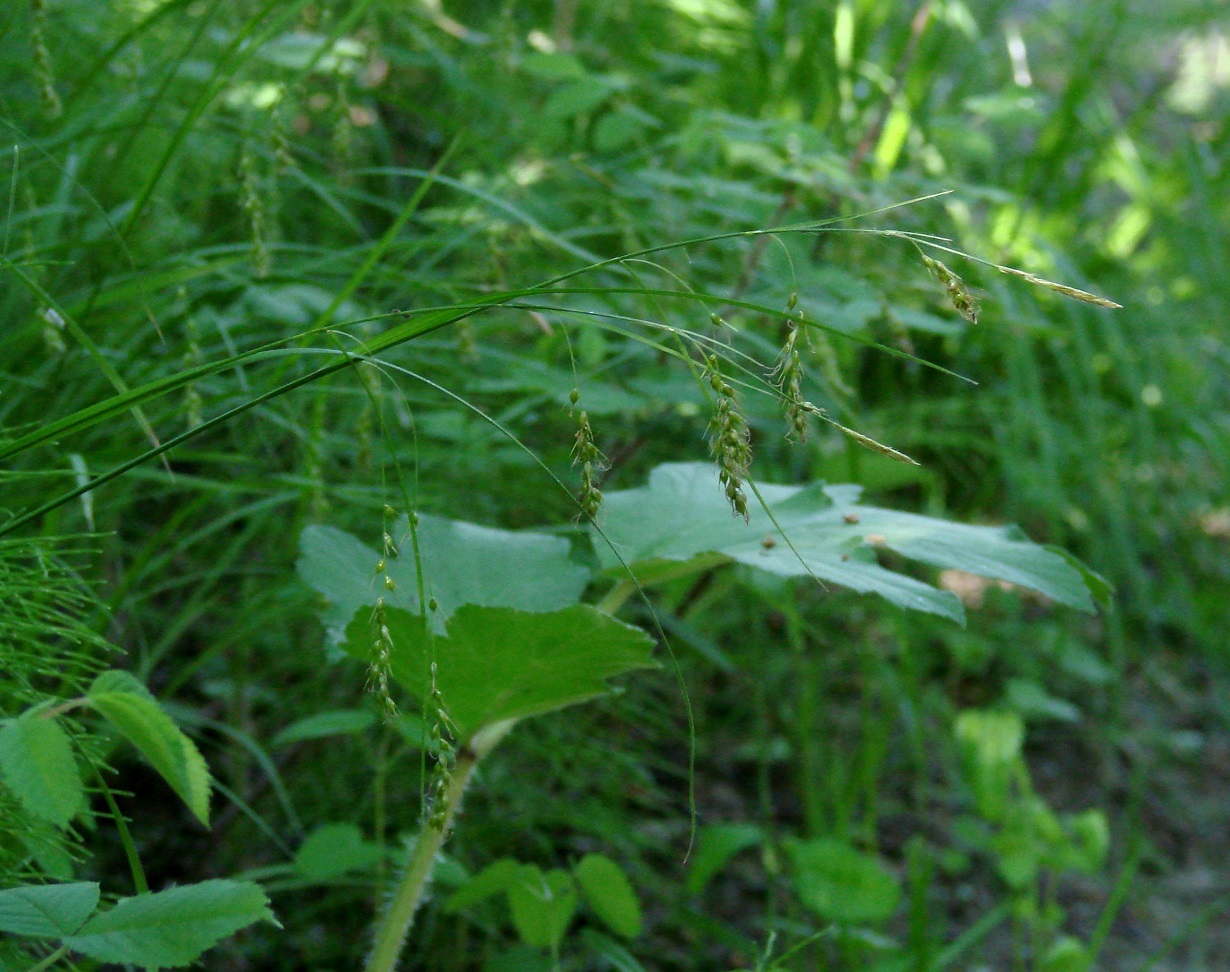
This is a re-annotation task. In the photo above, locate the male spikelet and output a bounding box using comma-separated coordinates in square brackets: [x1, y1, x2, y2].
[239, 143, 270, 278]
[571, 389, 606, 521]
[772, 323, 808, 442]
[29, 0, 61, 118]
[368, 596, 398, 722]
[705, 356, 752, 520]
[425, 663, 459, 832]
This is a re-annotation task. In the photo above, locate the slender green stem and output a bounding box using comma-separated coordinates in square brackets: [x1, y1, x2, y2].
[88, 759, 148, 894]
[24, 944, 69, 972]
[364, 720, 514, 972]
[596, 579, 635, 615]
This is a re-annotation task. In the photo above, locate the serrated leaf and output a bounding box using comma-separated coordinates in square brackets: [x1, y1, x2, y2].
[0, 713, 85, 828]
[64, 880, 276, 970]
[574, 854, 641, 939]
[0, 882, 99, 938]
[292, 823, 384, 882]
[87, 674, 211, 826]
[90, 669, 156, 701]
[444, 858, 522, 912]
[507, 866, 577, 950]
[686, 823, 765, 894]
[340, 604, 657, 739]
[298, 514, 592, 640]
[786, 839, 901, 926]
[270, 709, 376, 748]
[596, 463, 1100, 623]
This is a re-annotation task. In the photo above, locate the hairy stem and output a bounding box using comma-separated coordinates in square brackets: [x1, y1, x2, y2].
[364, 720, 514, 972]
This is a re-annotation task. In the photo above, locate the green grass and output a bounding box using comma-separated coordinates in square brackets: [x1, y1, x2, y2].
[2, 1, 1228, 969]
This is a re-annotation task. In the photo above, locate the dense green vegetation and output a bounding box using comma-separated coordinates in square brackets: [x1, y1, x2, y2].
[2, 1, 1228, 969]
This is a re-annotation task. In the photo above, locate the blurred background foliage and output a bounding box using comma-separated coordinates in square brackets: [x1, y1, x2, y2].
[1, 0, 1228, 969]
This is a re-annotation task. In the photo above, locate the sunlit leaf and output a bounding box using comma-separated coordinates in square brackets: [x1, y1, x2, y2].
[298, 515, 591, 639]
[595, 463, 1100, 624]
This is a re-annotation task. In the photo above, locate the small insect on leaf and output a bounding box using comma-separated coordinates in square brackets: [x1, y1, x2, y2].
[843, 513, 860, 525]
[760, 535, 777, 550]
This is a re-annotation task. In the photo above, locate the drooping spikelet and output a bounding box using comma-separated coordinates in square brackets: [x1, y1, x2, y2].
[368, 595, 399, 722]
[571, 390, 607, 521]
[705, 355, 752, 521]
[239, 142, 270, 279]
[922, 254, 978, 325]
[425, 663, 459, 832]
[772, 323, 808, 442]
[29, 0, 61, 118]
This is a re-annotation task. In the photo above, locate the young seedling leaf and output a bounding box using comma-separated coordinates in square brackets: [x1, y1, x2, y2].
[0, 882, 99, 938]
[340, 604, 657, 739]
[0, 712, 85, 828]
[87, 672, 211, 826]
[956, 709, 1025, 823]
[578, 929, 650, 972]
[292, 823, 385, 882]
[270, 709, 376, 747]
[574, 854, 642, 939]
[443, 858, 523, 912]
[686, 823, 765, 895]
[298, 514, 591, 639]
[595, 463, 1100, 624]
[64, 880, 277, 969]
[507, 866, 578, 950]
[786, 838, 902, 926]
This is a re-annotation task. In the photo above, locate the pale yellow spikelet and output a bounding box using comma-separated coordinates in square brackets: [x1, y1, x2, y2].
[997, 266, 1122, 308]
